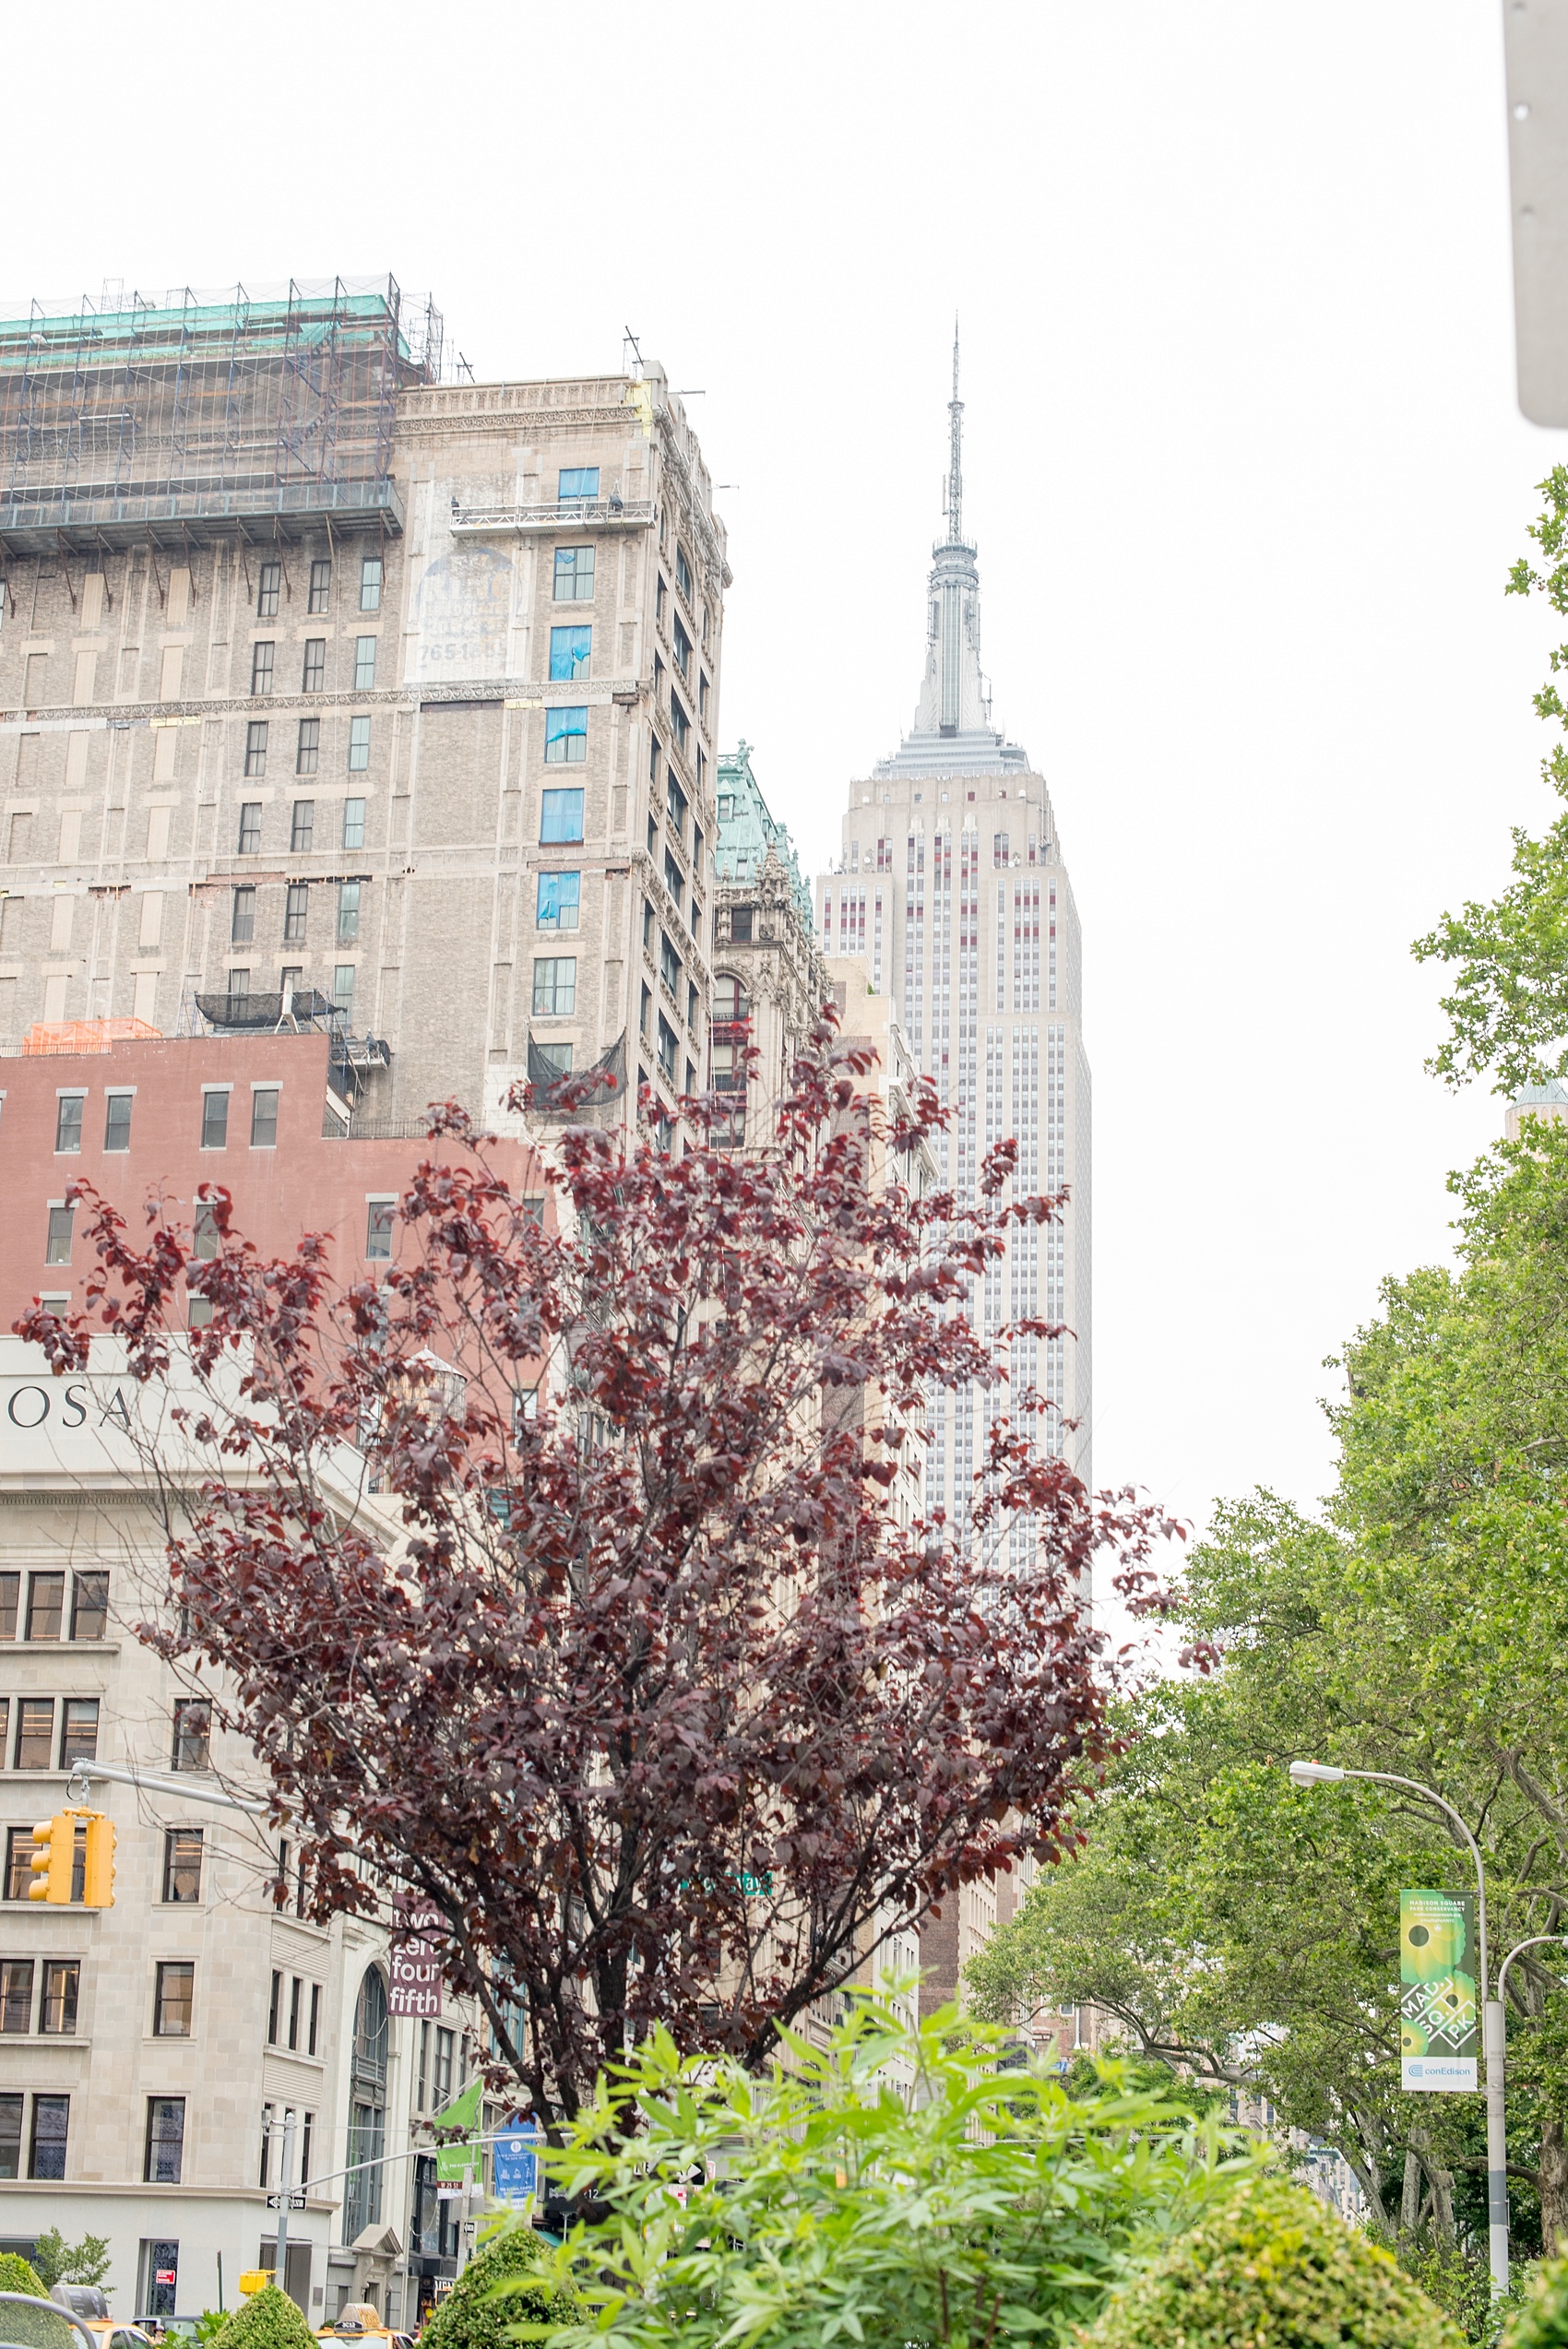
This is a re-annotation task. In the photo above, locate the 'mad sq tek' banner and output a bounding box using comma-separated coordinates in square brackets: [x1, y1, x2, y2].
[1401, 1889, 1479, 2091]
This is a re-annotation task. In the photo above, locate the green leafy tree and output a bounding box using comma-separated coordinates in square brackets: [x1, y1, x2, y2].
[0, 2258, 44, 2297]
[510, 1989, 1266, 2349]
[1082, 2175, 1462, 2347]
[1416, 464, 1568, 1093]
[1505, 2255, 1568, 2346]
[29, 2232, 110, 2292]
[415, 2226, 564, 2349]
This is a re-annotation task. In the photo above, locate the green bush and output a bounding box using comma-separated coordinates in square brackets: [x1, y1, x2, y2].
[29, 2234, 109, 2294]
[0, 2260, 44, 2299]
[1082, 2175, 1465, 2348]
[417, 2228, 564, 2349]
[209, 2285, 319, 2349]
[513, 1989, 1266, 2349]
[1503, 2255, 1568, 2346]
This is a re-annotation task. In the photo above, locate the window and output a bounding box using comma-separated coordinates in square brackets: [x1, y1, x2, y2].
[699, 671, 709, 718]
[3, 1834, 37, 1900]
[232, 885, 255, 943]
[729, 907, 754, 943]
[284, 883, 308, 943]
[308, 1982, 321, 2056]
[288, 1975, 303, 2049]
[45, 1205, 73, 1265]
[540, 787, 585, 843]
[366, 1200, 394, 1261]
[666, 773, 687, 837]
[675, 545, 693, 602]
[664, 849, 683, 908]
[302, 639, 327, 693]
[144, 2096, 184, 2184]
[0, 2094, 18, 2176]
[672, 616, 692, 678]
[141, 2240, 179, 2319]
[257, 562, 280, 619]
[39, 1960, 78, 2036]
[693, 823, 704, 878]
[104, 1092, 133, 1152]
[345, 1970, 388, 2238]
[531, 1041, 570, 1077]
[308, 558, 332, 614]
[660, 931, 682, 996]
[279, 966, 303, 1011]
[251, 641, 275, 694]
[670, 694, 690, 753]
[60, 1701, 98, 1766]
[348, 715, 371, 771]
[268, 1970, 283, 2044]
[536, 872, 580, 930]
[227, 969, 251, 1002]
[15, 1699, 52, 1769]
[26, 1574, 63, 1641]
[354, 636, 377, 689]
[70, 1572, 108, 1640]
[360, 554, 383, 611]
[657, 1012, 678, 1085]
[30, 2094, 68, 2181]
[434, 2025, 455, 2104]
[0, 1963, 31, 2034]
[544, 706, 588, 765]
[200, 1090, 229, 1149]
[342, 796, 366, 849]
[648, 730, 661, 783]
[532, 958, 576, 1016]
[337, 882, 361, 943]
[639, 983, 651, 1040]
[0, 1577, 16, 1639]
[296, 718, 320, 776]
[193, 1201, 219, 1262]
[244, 721, 268, 777]
[643, 898, 655, 952]
[238, 801, 262, 853]
[171, 1700, 210, 1773]
[549, 623, 591, 682]
[553, 545, 594, 600]
[558, 467, 600, 501]
[251, 1088, 279, 1148]
[718, 793, 735, 821]
[656, 575, 667, 623]
[54, 1095, 84, 1153]
[291, 800, 315, 853]
[154, 1963, 194, 2037]
[162, 1829, 203, 1904]
[332, 965, 356, 1022]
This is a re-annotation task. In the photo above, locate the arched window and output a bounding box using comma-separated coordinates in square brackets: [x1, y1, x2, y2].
[713, 973, 750, 1025]
[344, 1967, 388, 2241]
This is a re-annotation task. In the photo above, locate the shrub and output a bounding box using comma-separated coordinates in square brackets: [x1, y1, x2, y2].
[0, 2258, 44, 2298]
[209, 2284, 320, 2349]
[514, 1990, 1266, 2349]
[1082, 2175, 1465, 2347]
[1504, 2255, 1568, 2346]
[417, 2227, 564, 2349]
[30, 2232, 110, 2293]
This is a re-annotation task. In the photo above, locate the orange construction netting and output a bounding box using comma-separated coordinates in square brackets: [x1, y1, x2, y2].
[20, 1018, 162, 1056]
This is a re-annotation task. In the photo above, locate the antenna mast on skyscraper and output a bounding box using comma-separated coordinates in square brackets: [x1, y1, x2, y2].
[947, 317, 964, 544]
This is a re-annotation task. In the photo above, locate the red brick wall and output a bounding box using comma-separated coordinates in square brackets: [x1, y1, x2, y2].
[0, 1033, 546, 1324]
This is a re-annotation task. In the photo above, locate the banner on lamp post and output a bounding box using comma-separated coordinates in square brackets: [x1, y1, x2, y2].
[491, 2115, 541, 2206]
[433, 2076, 482, 2185]
[1400, 1889, 1479, 2091]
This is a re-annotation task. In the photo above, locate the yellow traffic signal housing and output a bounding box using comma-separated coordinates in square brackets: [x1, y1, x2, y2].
[28, 1815, 72, 1904]
[80, 1814, 115, 1909]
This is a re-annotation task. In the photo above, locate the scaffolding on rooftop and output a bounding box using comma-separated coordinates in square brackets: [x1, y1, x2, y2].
[0, 276, 443, 553]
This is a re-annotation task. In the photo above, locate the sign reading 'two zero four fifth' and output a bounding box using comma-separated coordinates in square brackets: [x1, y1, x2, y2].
[1401, 1889, 1479, 2092]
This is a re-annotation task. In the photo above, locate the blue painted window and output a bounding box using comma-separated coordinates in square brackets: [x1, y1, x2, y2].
[544, 706, 588, 764]
[537, 871, 581, 930]
[540, 789, 585, 844]
[549, 625, 591, 682]
[558, 468, 600, 501]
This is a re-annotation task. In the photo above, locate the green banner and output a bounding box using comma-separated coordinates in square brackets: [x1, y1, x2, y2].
[432, 2076, 481, 2184]
[1400, 1888, 1479, 2091]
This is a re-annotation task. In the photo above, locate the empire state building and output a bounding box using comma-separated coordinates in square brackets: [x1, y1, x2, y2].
[815, 341, 1092, 1526]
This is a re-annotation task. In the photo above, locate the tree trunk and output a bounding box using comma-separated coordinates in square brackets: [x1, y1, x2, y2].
[1541, 2115, 1568, 2253]
[1402, 2149, 1423, 2233]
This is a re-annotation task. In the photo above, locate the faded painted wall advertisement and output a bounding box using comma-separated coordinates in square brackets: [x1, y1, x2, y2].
[412, 539, 515, 686]
[1400, 1888, 1479, 2091]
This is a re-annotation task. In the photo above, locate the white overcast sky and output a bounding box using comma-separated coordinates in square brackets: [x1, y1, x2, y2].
[7, 0, 1561, 1547]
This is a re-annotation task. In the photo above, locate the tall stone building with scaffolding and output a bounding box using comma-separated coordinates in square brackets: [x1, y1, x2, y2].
[815, 347, 1092, 1525]
[0, 278, 726, 1134]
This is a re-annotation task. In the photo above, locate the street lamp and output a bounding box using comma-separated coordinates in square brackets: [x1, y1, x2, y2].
[1288, 1760, 1508, 2296]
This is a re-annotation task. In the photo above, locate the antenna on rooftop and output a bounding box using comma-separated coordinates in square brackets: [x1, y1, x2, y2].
[623, 326, 645, 379]
[946, 314, 964, 545]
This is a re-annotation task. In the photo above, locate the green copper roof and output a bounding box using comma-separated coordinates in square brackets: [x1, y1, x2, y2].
[715, 741, 812, 921]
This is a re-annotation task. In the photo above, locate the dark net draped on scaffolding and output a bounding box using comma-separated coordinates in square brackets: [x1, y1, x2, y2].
[0, 276, 443, 552]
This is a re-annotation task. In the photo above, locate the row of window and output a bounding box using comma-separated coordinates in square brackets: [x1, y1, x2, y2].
[0, 1697, 99, 1772]
[232, 880, 361, 946]
[0, 1957, 82, 2035]
[223, 967, 359, 1022]
[250, 638, 377, 697]
[238, 795, 367, 850]
[0, 2092, 194, 2185]
[267, 1968, 323, 2054]
[244, 719, 371, 779]
[46, 1190, 390, 1271]
[255, 554, 381, 619]
[0, 1570, 107, 1643]
[53, 1086, 280, 1160]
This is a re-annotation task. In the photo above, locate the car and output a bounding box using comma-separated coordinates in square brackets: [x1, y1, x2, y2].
[48, 2291, 159, 2349]
[315, 2307, 413, 2349]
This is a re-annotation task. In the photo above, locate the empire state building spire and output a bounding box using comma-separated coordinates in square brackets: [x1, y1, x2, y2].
[946, 320, 964, 546]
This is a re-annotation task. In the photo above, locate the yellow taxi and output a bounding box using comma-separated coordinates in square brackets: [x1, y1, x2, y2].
[46, 2289, 158, 2349]
[315, 2306, 413, 2349]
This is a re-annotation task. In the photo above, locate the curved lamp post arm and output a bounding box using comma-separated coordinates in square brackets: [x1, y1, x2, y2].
[1498, 1933, 1568, 2010]
[1289, 1761, 1489, 1992]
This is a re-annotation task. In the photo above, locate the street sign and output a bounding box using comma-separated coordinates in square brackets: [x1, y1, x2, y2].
[266, 2190, 306, 2211]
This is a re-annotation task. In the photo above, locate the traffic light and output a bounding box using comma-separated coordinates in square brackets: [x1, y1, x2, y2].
[28, 1815, 72, 1904]
[81, 1814, 115, 1909]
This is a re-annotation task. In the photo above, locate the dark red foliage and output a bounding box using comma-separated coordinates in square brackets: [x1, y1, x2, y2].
[16, 1033, 1170, 2118]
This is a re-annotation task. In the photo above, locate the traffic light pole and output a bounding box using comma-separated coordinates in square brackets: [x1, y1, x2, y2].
[275, 2109, 296, 2296]
[66, 1761, 271, 1816]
